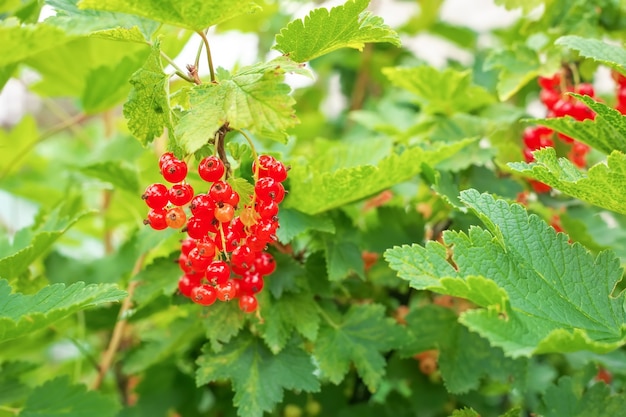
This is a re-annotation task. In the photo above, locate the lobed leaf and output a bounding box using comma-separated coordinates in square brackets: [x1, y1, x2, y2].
[540, 376, 626, 417]
[509, 148, 626, 215]
[0, 18, 72, 66]
[77, 0, 262, 32]
[0, 280, 126, 342]
[79, 160, 140, 193]
[274, 0, 400, 63]
[123, 40, 173, 146]
[385, 189, 626, 357]
[20, 376, 120, 417]
[384, 66, 495, 114]
[483, 44, 541, 101]
[313, 303, 405, 391]
[556, 35, 626, 75]
[196, 333, 320, 417]
[286, 140, 473, 215]
[276, 208, 335, 244]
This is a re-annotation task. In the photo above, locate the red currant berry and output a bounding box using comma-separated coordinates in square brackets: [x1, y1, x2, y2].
[142, 183, 169, 209]
[254, 252, 276, 276]
[206, 260, 230, 286]
[216, 281, 237, 302]
[250, 218, 279, 241]
[161, 159, 188, 183]
[144, 208, 168, 230]
[187, 247, 211, 271]
[178, 253, 194, 274]
[215, 203, 235, 223]
[231, 244, 254, 269]
[168, 183, 194, 206]
[576, 83, 595, 97]
[186, 216, 211, 239]
[190, 194, 215, 220]
[158, 152, 176, 170]
[255, 199, 279, 219]
[225, 190, 240, 208]
[241, 271, 264, 294]
[180, 238, 197, 256]
[530, 179, 551, 194]
[178, 274, 202, 297]
[255, 177, 285, 203]
[196, 239, 216, 259]
[191, 285, 218, 306]
[246, 235, 267, 252]
[552, 99, 574, 118]
[254, 155, 288, 182]
[215, 226, 240, 252]
[209, 181, 234, 203]
[239, 294, 258, 313]
[239, 207, 258, 227]
[539, 88, 560, 110]
[198, 155, 225, 182]
[166, 207, 187, 229]
[538, 74, 561, 91]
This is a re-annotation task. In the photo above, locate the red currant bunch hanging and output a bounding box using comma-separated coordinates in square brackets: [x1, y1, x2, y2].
[140, 150, 288, 314]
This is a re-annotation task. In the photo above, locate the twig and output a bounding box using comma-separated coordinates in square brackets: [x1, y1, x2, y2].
[92, 253, 147, 390]
[197, 30, 216, 82]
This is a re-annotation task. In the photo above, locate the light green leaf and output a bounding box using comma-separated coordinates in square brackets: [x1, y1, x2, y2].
[132, 255, 180, 305]
[313, 303, 405, 391]
[274, 0, 399, 62]
[77, 0, 261, 32]
[46, 0, 158, 41]
[79, 160, 140, 192]
[0, 116, 38, 178]
[494, 0, 545, 13]
[201, 301, 247, 352]
[483, 44, 541, 101]
[556, 35, 626, 74]
[196, 333, 320, 417]
[385, 189, 626, 357]
[285, 140, 473, 215]
[276, 208, 335, 244]
[540, 376, 626, 417]
[383, 66, 494, 114]
[0, 18, 72, 66]
[259, 292, 320, 353]
[123, 40, 173, 146]
[526, 94, 626, 155]
[449, 408, 480, 417]
[509, 148, 626, 215]
[20, 376, 120, 417]
[0, 279, 126, 342]
[176, 59, 304, 153]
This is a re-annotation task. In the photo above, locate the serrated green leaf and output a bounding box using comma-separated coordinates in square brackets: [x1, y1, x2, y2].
[78, 0, 261, 32]
[385, 189, 626, 357]
[314, 303, 404, 391]
[449, 408, 480, 417]
[509, 148, 626, 215]
[556, 35, 626, 74]
[259, 292, 320, 353]
[0, 280, 126, 342]
[176, 59, 303, 153]
[0, 18, 73, 66]
[276, 208, 335, 243]
[79, 160, 140, 192]
[286, 141, 473, 215]
[132, 255, 180, 305]
[20, 376, 120, 417]
[196, 333, 320, 417]
[324, 236, 364, 281]
[483, 44, 541, 101]
[46, 0, 158, 41]
[274, 0, 399, 62]
[123, 40, 173, 146]
[229, 177, 255, 209]
[265, 251, 306, 298]
[541, 376, 626, 417]
[201, 301, 247, 351]
[383, 66, 494, 114]
[527, 94, 626, 155]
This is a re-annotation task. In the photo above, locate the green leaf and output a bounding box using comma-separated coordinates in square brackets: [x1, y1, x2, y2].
[77, 0, 262, 32]
[449, 408, 480, 417]
[286, 141, 473, 215]
[313, 303, 405, 391]
[0, 18, 72, 66]
[509, 148, 626, 215]
[526, 94, 626, 155]
[258, 292, 320, 353]
[20, 376, 120, 417]
[0, 116, 38, 178]
[79, 160, 140, 193]
[556, 35, 626, 74]
[201, 301, 247, 351]
[385, 189, 626, 357]
[324, 236, 364, 281]
[123, 40, 173, 146]
[196, 333, 320, 417]
[483, 44, 541, 101]
[132, 255, 180, 306]
[383, 66, 494, 114]
[176, 58, 305, 153]
[540, 376, 626, 417]
[0, 280, 126, 342]
[276, 208, 335, 244]
[46, 0, 158, 41]
[274, 0, 400, 62]
[493, 0, 545, 13]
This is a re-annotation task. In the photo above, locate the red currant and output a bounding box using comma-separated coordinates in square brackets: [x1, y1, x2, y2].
[188, 247, 211, 271]
[576, 83, 595, 97]
[254, 155, 288, 182]
[161, 159, 188, 183]
[255, 199, 279, 219]
[168, 183, 194, 206]
[191, 285, 218, 306]
[215, 203, 235, 223]
[190, 194, 215, 220]
[231, 244, 254, 269]
[198, 155, 225, 182]
[158, 152, 176, 170]
[255, 177, 285, 203]
[216, 281, 237, 301]
[180, 238, 197, 256]
[145, 208, 168, 230]
[215, 226, 240, 252]
[206, 260, 230, 286]
[239, 294, 258, 313]
[166, 207, 187, 229]
[142, 183, 169, 209]
[178, 274, 202, 297]
[240, 271, 264, 294]
[209, 180, 234, 204]
[254, 252, 276, 275]
[186, 216, 211, 239]
[196, 239, 217, 259]
[538, 74, 561, 91]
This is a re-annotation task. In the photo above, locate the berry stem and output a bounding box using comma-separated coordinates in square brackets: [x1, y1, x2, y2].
[197, 30, 216, 83]
[92, 253, 147, 390]
[237, 129, 261, 207]
[158, 50, 196, 84]
[217, 222, 230, 262]
[194, 31, 205, 72]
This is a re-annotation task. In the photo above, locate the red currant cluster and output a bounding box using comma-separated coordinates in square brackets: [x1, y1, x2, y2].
[612, 70, 626, 115]
[141, 152, 288, 313]
[522, 71, 594, 193]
